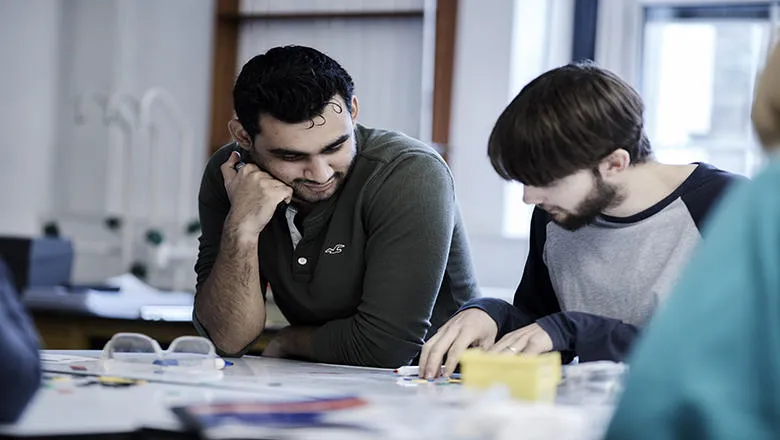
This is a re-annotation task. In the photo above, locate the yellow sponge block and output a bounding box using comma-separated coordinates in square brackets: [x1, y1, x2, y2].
[459, 350, 562, 402]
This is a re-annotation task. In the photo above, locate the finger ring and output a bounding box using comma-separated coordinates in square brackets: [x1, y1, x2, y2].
[507, 346, 518, 354]
[234, 162, 245, 171]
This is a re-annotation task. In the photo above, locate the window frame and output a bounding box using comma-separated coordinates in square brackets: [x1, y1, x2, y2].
[206, 0, 459, 158]
[595, 0, 779, 177]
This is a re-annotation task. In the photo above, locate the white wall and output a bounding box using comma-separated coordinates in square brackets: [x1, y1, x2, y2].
[0, 0, 572, 291]
[449, 0, 573, 293]
[65, 0, 215, 287]
[0, 0, 215, 288]
[55, 0, 118, 217]
[0, 1, 62, 235]
[57, 0, 214, 219]
[238, 16, 425, 139]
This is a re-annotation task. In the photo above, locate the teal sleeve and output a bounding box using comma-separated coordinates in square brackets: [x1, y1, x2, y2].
[606, 161, 780, 440]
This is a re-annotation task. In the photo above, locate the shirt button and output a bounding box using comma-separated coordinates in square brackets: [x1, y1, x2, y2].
[297, 257, 308, 265]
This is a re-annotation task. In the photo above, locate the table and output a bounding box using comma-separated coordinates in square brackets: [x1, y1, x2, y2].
[0, 351, 617, 440]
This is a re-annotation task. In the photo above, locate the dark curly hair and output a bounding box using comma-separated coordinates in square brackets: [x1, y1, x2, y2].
[233, 45, 355, 139]
[488, 61, 652, 186]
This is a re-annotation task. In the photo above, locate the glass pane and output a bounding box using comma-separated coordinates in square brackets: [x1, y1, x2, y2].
[503, 182, 533, 238]
[641, 6, 772, 175]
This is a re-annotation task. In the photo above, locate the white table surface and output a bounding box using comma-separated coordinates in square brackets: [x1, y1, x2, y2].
[0, 351, 615, 439]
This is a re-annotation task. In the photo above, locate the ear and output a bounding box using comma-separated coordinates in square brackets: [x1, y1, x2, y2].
[598, 148, 631, 178]
[227, 119, 253, 149]
[349, 95, 359, 122]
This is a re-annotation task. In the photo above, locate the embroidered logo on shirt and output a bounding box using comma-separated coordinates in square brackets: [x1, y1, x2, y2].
[325, 244, 345, 255]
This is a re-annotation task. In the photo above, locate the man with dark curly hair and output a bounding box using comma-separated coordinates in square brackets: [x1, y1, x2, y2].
[193, 45, 478, 368]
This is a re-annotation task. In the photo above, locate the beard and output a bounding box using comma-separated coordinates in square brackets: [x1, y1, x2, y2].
[289, 150, 357, 204]
[290, 172, 347, 203]
[550, 174, 623, 231]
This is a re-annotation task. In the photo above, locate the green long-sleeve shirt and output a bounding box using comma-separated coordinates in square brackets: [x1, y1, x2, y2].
[194, 124, 478, 367]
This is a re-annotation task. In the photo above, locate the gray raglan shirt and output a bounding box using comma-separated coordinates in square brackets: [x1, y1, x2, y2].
[464, 163, 738, 361]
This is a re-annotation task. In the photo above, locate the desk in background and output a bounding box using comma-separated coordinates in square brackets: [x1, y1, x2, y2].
[24, 286, 289, 355]
[31, 311, 277, 356]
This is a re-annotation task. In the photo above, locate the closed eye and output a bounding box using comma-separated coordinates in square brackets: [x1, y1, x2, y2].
[279, 154, 305, 162]
[323, 143, 343, 154]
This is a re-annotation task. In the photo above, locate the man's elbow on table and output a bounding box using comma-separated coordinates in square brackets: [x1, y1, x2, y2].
[312, 326, 423, 368]
[336, 347, 420, 369]
[192, 305, 264, 357]
[210, 334, 259, 358]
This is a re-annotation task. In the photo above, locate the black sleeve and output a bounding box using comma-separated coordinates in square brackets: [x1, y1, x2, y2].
[460, 207, 561, 338]
[536, 311, 639, 362]
[0, 259, 40, 423]
[682, 164, 744, 231]
[461, 297, 537, 337]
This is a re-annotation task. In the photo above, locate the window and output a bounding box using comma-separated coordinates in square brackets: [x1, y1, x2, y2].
[501, 0, 574, 238]
[503, 182, 534, 238]
[503, 1, 779, 238]
[641, 3, 778, 176]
